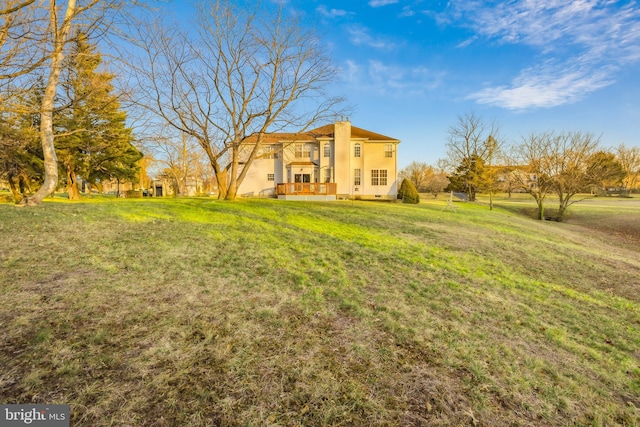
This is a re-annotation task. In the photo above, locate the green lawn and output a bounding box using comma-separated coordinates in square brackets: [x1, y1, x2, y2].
[0, 196, 638, 426]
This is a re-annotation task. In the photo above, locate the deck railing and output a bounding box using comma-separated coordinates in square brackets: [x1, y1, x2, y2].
[276, 183, 337, 196]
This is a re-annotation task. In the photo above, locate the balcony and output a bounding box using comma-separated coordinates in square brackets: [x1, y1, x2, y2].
[276, 182, 337, 200]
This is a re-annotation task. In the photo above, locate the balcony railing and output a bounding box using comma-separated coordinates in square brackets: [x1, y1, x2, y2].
[276, 182, 337, 196]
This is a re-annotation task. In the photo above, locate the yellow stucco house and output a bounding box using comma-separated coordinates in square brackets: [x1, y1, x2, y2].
[237, 120, 400, 200]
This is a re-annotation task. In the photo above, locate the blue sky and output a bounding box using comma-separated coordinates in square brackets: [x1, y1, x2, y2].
[287, 0, 640, 168]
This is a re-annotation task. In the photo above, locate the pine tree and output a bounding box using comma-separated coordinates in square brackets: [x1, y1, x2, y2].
[445, 154, 487, 202]
[56, 33, 141, 199]
[0, 83, 44, 202]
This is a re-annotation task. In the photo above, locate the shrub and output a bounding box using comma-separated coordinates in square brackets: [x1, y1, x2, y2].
[398, 178, 419, 204]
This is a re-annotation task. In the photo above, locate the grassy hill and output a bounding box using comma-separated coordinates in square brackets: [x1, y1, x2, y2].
[0, 196, 638, 426]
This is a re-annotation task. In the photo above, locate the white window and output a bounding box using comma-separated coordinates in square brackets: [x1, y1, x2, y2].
[371, 169, 387, 186]
[294, 143, 310, 158]
[354, 143, 361, 158]
[265, 145, 278, 159]
[267, 173, 274, 181]
[371, 169, 378, 186]
[354, 169, 361, 186]
[384, 143, 393, 158]
[324, 168, 332, 183]
[323, 143, 330, 158]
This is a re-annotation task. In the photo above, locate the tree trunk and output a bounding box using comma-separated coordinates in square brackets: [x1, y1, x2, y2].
[537, 201, 544, 220]
[467, 182, 476, 202]
[556, 189, 568, 222]
[557, 196, 570, 222]
[216, 169, 228, 200]
[557, 207, 567, 222]
[8, 175, 22, 203]
[20, 0, 78, 206]
[225, 148, 239, 200]
[21, 89, 60, 205]
[225, 183, 237, 200]
[66, 164, 80, 200]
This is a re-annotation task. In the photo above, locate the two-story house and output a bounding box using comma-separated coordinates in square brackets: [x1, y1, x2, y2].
[237, 120, 400, 200]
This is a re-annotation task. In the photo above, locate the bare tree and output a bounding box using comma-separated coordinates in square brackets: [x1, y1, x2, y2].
[424, 164, 449, 198]
[446, 112, 501, 202]
[1, 1, 46, 97]
[509, 132, 555, 220]
[129, 0, 343, 200]
[511, 131, 600, 221]
[549, 132, 600, 221]
[399, 161, 449, 197]
[23, 1, 87, 204]
[398, 161, 429, 191]
[142, 126, 207, 196]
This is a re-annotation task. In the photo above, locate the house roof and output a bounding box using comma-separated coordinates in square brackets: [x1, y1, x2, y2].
[242, 123, 399, 144]
[306, 124, 398, 142]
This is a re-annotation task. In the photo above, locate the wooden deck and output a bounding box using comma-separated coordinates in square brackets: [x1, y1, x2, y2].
[276, 183, 337, 196]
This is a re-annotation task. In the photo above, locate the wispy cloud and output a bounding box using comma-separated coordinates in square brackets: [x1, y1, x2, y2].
[455, 36, 476, 49]
[399, 6, 415, 18]
[368, 0, 399, 7]
[342, 59, 443, 96]
[347, 25, 395, 49]
[316, 5, 351, 19]
[470, 60, 615, 109]
[446, 0, 640, 109]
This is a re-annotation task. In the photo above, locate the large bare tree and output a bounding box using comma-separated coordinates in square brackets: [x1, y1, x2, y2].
[511, 131, 600, 221]
[23, 1, 88, 205]
[548, 132, 599, 221]
[509, 133, 551, 220]
[129, 0, 343, 200]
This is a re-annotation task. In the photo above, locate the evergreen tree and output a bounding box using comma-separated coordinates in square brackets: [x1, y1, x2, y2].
[445, 154, 487, 201]
[0, 84, 44, 202]
[56, 33, 141, 199]
[398, 178, 420, 204]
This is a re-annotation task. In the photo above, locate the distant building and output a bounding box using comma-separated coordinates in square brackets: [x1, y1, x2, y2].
[97, 179, 134, 195]
[151, 177, 200, 197]
[493, 166, 539, 194]
[238, 120, 400, 200]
